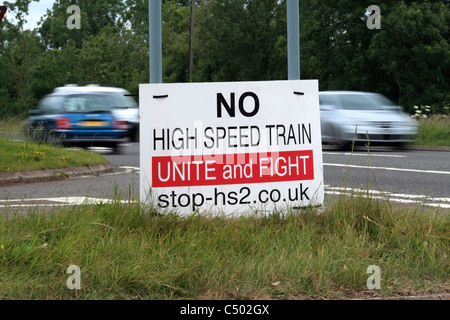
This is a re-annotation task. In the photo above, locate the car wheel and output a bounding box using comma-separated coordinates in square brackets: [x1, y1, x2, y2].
[393, 142, 407, 151]
[331, 126, 353, 151]
[337, 139, 353, 151]
[111, 143, 121, 155]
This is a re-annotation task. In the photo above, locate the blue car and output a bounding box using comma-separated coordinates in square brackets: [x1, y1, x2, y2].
[24, 92, 129, 152]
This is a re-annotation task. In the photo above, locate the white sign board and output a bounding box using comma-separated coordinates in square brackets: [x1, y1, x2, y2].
[140, 80, 324, 215]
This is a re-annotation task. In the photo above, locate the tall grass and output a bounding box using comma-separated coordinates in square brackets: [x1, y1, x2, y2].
[0, 118, 23, 136]
[1, 194, 448, 300]
[414, 115, 450, 147]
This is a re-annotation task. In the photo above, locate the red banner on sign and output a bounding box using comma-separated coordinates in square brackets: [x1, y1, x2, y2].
[0, 6, 7, 23]
[152, 150, 314, 187]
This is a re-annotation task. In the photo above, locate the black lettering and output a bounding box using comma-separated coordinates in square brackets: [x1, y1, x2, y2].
[277, 125, 286, 145]
[186, 128, 197, 150]
[214, 188, 226, 206]
[270, 189, 281, 202]
[266, 125, 275, 146]
[239, 187, 251, 204]
[204, 127, 214, 149]
[158, 194, 169, 208]
[251, 126, 260, 146]
[228, 126, 238, 148]
[153, 129, 166, 150]
[259, 190, 269, 203]
[170, 191, 177, 207]
[227, 191, 238, 205]
[216, 127, 226, 148]
[178, 194, 190, 208]
[302, 123, 312, 144]
[300, 183, 310, 200]
[172, 128, 184, 150]
[239, 126, 249, 147]
[287, 125, 297, 145]
[239, 92, 259, 117]
[288, 188, 298, 201]
[217, 93, 235, 118]
[192, 193, 205, 211]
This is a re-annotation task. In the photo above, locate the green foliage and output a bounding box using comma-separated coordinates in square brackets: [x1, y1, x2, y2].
[0, 0, 448, 118]
[194, 0, 284, 81]
[39, 0, 125, 49]
[162, 1, 190, 83]
[367, 1, 450, 113]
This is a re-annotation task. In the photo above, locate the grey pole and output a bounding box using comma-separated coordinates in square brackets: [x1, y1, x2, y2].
[287, 0, 300, 80]
[149, 0, 162, 83]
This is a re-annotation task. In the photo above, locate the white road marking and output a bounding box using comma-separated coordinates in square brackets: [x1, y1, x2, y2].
[323, 163, 450, 175]
[69, 166, 140, 179]
[119, 166, 140, 171]
[323, 152, 406, 158]
[0, 197, 137, 208]
[324, 186, 450, 209]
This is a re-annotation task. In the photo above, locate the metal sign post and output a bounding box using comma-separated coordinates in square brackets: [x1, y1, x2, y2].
[150, 1, 300, 83]
[149, 0, 162, 84]
[287, 0, 300, 80]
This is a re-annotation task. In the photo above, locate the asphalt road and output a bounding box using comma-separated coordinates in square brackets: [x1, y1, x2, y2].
[322, 145, 450, 209]
[1, 143, 449, 213]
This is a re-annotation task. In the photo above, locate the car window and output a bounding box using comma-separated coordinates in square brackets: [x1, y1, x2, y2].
[107, 92, 138, 108]
[338, 94, 395, 110]
[63, 95, 112, 113]
[38, 96, 65, 114]
[372, 94, 396, 107]
[319, 95, 339, 107]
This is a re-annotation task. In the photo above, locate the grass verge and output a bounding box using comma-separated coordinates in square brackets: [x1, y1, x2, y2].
[0, 139, 108, 173]
[0, 118, 23, 137]
[1, 117, 107, 172]
[414, 115, 450, 147]
[0, 194, 448, 300]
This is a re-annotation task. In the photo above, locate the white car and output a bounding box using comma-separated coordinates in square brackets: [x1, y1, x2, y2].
[319, 91, 418, 150]
[53, 84, 139, 141]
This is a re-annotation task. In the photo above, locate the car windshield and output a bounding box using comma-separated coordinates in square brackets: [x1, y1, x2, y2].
[338, 94, 396, 110]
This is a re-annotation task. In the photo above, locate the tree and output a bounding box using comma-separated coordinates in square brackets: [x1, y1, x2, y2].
[39, 0, 124, 49]
[162, 0, 190, 82]
[368, 1, 449, 112]
[121, 0, 191, 83]
[77, 26, 149, 94]
[0, 0, 43, 116]
[298, 0, 449, 113]
[194, 0, 283, 82]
